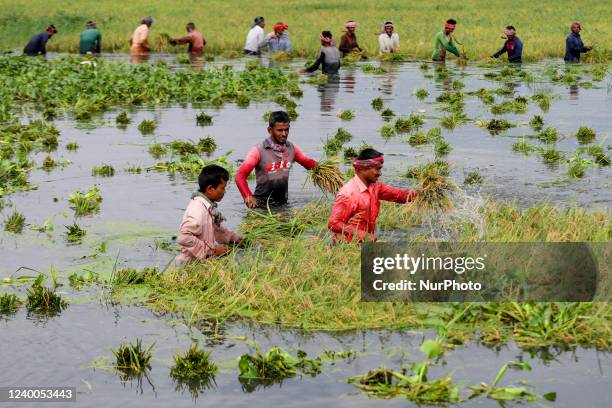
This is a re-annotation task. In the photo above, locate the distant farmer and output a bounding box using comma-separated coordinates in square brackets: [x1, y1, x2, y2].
[244, 16, 266, 55]
[23, 25, 57, 56]
[328, 148, 417, 243]
[564, 21, 592, 63]
[79, 21, 102, 55]
[339, 20, 362, 56]
[379, 21, 400, 54]
[491, 26, 523, 63]
[260, 22, 291, 54]
[176, 164, 241, 263]
[129, 16, 153, 56]
[235, 111, 318, 208]
[170, 22, 206, 57]
[303, 31, 341, 75]
[432, 19, 460, 62]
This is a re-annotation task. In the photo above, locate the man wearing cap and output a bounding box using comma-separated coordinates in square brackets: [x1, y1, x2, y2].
[80, 21, 102, 55]
[129, 16, 153, 57]
[379, 21, 400, 54]
[432, 19, 460, 62]
[492, 26, 523, 63]
[339, 20, 362, 56]
[170, 22, 206, 57]
[235, 110, 317, 208]
[260, 22, 292, 54]
[244, 16, 266, 55]
[23, 25, 58, 56]
[328, 148, 418, 243]
[564, 21, 592, 63]
[303, 31, 341, 75]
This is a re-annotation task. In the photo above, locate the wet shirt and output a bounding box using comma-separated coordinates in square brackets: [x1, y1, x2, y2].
[176, 195, 240, 262]
[79, 29, 102, 54]
[23, 32, 50, 56]
[328, 176, 417, 242]
[235, 139, 317, 205]
[432, 31, 460, 61]
[378, 32, 400, 53]
[174, 30, 206, 56]
[130, 24, 149, 55]
[493, 37, 523, 63]
[564, 32, 588, 62]
[305, 46, 341, 75]
[339, 32, 361, 55]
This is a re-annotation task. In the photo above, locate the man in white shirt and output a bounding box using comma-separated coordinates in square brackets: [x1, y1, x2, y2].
[244, 16, 265, 55]
[379, 21, 400, 54]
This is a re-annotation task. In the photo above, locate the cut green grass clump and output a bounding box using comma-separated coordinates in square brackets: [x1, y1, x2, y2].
[512, 141, 539, 155]
[434, 138, 452, 157]
[25, 275, 68, 316]
[337, 110, 354, 120]
[4, 210, 25, 233]
[68, 186, 102, 217]
[380, 124, 395, 140]
[529, 115, 545, 131]
[395, 113, 425, 133]
[586, 145, 611, 166]
[116, 111, 131, 125]
[112, 339, 153, 375]
[170, 344, 218, 387]
[64, 222, 86, 244]
[567, 155, 592, 178]
[531, 92, 552, 112]
[371, 97, 383, 111]
[537, 127, 558, 143]
[440, 112, 467, 130]
[0, 293, 22, 315]
[464, 170, 483, 185]
[138, 119, 156, 135]
[408, 131, 428, 146]
[91, 164, 115, 177]
[414, 89, 429, 100]
[541, 149, 564, 165]
[196, 112, 213, 126]
[576, 126, 596, 145]
[65, 141, 79, 151]
[148, 143, 167, 159]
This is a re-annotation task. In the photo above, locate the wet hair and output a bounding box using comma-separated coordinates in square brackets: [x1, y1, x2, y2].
[322, 30, 332, 38]
[357, 148, 383, 160]
[268, 111, 290, 127]
[506, 25, 516, 31]
[198, 164, 230, 192]
[186, 22, 196, 30]
[446, 19, 457, 25]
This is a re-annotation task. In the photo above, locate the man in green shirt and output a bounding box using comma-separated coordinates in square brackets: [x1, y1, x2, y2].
[80, 21, 101, 54]
[432, 19, 460, 62]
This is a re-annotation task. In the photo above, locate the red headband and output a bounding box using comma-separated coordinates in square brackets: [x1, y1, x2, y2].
[353, 156, 384, 170]
[445, 23, 456, 30]
[274, 23, 288, 31]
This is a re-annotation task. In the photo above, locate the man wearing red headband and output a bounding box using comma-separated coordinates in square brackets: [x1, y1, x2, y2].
[328, 148, 417, 243]
[260, 22, 292, 54]
[432, 19, 460, 62]
[303, 31, 341, 75]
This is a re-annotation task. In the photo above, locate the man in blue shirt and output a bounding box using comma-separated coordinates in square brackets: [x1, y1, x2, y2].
[23, 25, 57, 56]
[564, 21, 591, 63]
[492, 26, 523, 63]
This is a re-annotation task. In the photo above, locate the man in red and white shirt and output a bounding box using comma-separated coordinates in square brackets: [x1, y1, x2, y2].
[235, 111, 317, 208]
[328, 148, 417, 242]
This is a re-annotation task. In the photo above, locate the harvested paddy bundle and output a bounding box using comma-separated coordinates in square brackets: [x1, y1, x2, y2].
[307, 159, 344, 194]
[407, 166, 456, 211]
[239, 210, 308, 246]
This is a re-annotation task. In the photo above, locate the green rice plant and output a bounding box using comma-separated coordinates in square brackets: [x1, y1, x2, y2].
[91, 164, 115, 177]
[111, 267, 159, 286]
[68, 271, 98, 289]
[434, 138, 452, 157]
[414, 89, 429, 100]
[343, 147, 358, 164]
[427, 127, 442, 140]
[531, 92, 551, 112]
[42, 155, 57, 171]
[196, 112, 213, 126]
[541, 149, 564, 165]
[361, 64, 387, 74]
[262, 111, 272, 122]
[529, 115, 545, 131]
[371, 97, 384, 111]
[333, 128, 353, 143]
[381, 108, 395, 120]
[586, 145, 610, 166]
[112, 339, 153, 375]
[408, 130, 428, 146]
[440, 112, 467, 130]
[452, 80, 465, 91]
[68, 186, 102, 217]
[477, 118, 514, 135]
[148, 143, 167, 159]
[65, 142, 79, 151]
[324, 137, 343, 156]
[576, 126, 596, 145]
[170, 345, 217, 396]
[4, 210, 25, 233]
[287, 107, 299, 121]
[537, 127, 558, 143]
[197, 137, 217, 156]
[308, 159, 344, 194]
[275, 95, 298, 110]
[567, 155, 593, 178]
[64, 222, 86, 244]
[138, 119, 157, 135]
[115, 111, 131, 125]
[407, 165, 456, 211]
[338, 110, 355, 121]
[239, 207, 322, 246]
[125, 165, 142, 174]
[304, 74, 328, 85]
[176, 53, 191, 64]
[170, 140, 199, 156]
[464, 170, 483, 185]
[25, 275, 68, 315]
[236, 93, 250, 108]
[472, 88, 495, 104]
[380, 124, 396, 140]
[0, 293, 22, 315]
[512, 141, 539, 155]
[148, 153, 235, 179]
[419, 63, 429, 71]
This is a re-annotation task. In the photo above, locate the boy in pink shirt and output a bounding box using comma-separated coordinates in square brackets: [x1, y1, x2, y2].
[176, 165, 241, 263]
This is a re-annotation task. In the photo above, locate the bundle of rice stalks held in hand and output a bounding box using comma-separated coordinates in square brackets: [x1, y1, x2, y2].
[407, 166, 456, 212]
[307, 159, 344, 194]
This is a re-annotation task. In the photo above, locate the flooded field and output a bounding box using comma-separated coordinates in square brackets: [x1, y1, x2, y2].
[1, 54, 610, 406]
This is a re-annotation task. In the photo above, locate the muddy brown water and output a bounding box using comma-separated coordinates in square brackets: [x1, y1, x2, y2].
[0, 54, 610, 406]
